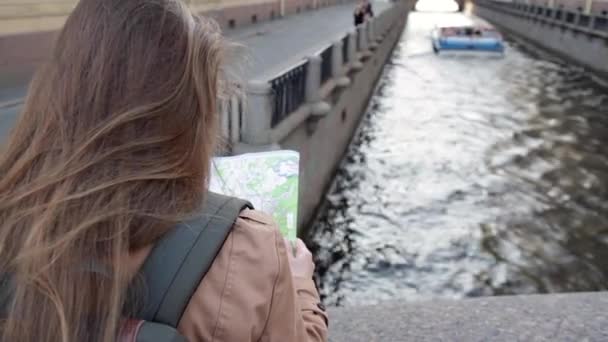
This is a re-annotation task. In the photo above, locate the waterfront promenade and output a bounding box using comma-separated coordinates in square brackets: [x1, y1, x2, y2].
[0, 1, 391, 141]
[0, 1, 391, 119]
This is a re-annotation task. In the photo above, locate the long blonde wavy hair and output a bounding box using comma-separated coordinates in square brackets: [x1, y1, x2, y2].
[0, 0, 224, 341]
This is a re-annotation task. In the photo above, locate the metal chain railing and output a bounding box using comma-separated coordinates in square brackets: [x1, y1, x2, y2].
[595, 16, 608, 31]
[579, 13, 592, 27]
[565, 11, 576, 23]
[269, 61, 308, 128]
[320, 45, 333, 85]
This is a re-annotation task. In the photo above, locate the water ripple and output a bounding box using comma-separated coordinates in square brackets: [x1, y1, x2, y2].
[309, 12, 608, 307]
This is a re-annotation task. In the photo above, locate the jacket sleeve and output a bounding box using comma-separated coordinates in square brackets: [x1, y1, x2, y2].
[176, 209, 328, 342]
[260, 228, 328, 342]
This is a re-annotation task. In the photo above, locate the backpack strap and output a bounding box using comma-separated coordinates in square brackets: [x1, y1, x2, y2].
[119, 320, 187, 342]
[134, 192, 252, 327]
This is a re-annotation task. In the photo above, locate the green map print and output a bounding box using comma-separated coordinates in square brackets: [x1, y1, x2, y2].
[209, 151, 300, 241]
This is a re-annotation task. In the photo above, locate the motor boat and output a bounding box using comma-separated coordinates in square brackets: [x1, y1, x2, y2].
[432, 25, 505, 55]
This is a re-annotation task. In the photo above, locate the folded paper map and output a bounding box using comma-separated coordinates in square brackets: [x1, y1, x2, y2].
[209, 150, 300, 241]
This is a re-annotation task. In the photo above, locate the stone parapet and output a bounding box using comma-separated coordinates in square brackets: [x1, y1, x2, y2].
[329, 292, 608, 341]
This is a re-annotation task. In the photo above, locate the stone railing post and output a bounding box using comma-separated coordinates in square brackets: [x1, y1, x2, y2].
[574, 11, 582, 26]
[242, 81, 272, 145]
[331, 40, 351, 87]
[376, 14, 384, 38]
[306, 56, 322, 103]
[348, 31, 363, 71]
[380, 12, 389, 37]
[229, 96, 241, 144]
[219, 103, 230, 141]
[357, 23, 371, 59]
[305, 56, 331, 118]
[367, 18, 378, 50]
[359, 23, 368, 51]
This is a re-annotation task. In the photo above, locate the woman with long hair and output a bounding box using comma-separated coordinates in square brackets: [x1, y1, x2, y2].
[0, 0, 327, 341]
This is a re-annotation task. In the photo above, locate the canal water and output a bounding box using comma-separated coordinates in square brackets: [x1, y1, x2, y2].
[309, 11, 608, 307]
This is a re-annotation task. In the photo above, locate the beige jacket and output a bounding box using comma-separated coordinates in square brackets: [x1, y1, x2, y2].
[129, 209, 328, 342]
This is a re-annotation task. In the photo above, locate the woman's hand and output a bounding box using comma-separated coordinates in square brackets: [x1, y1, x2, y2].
[284, 238, 315, 279]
